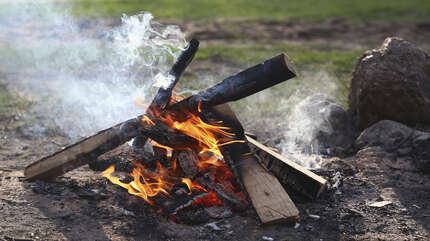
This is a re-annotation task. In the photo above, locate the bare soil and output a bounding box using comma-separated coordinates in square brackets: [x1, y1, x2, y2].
[174, 18, 430, 49]
[1, 18, 430, 241]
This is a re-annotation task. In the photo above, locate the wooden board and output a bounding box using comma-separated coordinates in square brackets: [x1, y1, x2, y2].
[238, 155, 299, 224]
[246, 135, 328, 199]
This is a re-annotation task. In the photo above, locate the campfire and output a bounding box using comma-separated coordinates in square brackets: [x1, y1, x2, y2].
[24, 39, 327, 224]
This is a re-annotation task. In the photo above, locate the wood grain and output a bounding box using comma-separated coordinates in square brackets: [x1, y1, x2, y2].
[238, 155, 299, 224]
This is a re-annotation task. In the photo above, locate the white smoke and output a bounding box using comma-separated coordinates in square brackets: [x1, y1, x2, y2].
[0, 1, 186, 140]
[279, 71, 341, 169]
[238, 70, 342, 169]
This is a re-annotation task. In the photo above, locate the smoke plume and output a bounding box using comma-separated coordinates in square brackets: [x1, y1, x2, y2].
[0, 1, 185, 140]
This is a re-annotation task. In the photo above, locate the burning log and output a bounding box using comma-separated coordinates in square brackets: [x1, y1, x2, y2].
[176, 150, 199, 178]
[23, 116, 202, 181]
[24, 118, 139, 181]
[25, 52, 297, 181]
[206, 105, 299, 224]
[150, 39, 200, 111]
[167, 53, 296, 117]
[246, 135, 328, 199]
[133, 39, 200, 149]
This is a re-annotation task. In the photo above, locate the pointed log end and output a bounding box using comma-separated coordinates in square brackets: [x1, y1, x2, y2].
[280, 53, 298, 77]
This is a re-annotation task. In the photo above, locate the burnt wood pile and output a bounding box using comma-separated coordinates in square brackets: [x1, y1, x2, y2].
[24, 39, 328, 225]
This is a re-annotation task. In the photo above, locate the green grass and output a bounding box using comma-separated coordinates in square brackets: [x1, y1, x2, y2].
[70, 0, 430, 21]
[195, 44, 362, 78]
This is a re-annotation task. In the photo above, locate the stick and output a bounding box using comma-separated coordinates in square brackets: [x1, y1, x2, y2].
[149, 39, 200, 111]
[133, 39, 199, 148]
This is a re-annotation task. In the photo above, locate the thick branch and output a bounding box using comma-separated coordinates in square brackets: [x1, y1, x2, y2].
[168, 53, 296, 116]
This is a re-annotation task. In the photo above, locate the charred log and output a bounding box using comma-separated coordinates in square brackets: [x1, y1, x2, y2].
[149, 39, 200, 111]
[167, 53, 296, 118]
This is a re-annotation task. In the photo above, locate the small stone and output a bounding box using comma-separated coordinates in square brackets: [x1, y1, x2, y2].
[123, 209, 136, 217]
[204, 206, 232, 219]
[205, 222, 221, 231]
[304, 225, 314, 231]
[262, 236, 274, 241]
[368, 200, 393, 208]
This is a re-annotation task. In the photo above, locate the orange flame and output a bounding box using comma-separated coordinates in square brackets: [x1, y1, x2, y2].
[102, 93, 245, 209]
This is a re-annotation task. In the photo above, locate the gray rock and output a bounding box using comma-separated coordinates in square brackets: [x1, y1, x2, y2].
[356, 120, 430, 172]
[282, 94, 358, 158]
[349, 37, 430, 130]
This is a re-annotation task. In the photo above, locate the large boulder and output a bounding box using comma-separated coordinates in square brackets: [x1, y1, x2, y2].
[356, 120, 430, 173]
[349, 37, 430, 130]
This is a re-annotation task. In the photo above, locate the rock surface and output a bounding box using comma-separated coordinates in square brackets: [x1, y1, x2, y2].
[356, 120, 430, 172]
[281, 94, 358, 161]
[349, 37, 430, 130]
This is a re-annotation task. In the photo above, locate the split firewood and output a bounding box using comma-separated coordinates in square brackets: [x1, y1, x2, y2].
[246, 135, 328, 199]
[206, 104, 299, 224]
[23, 117, 191, 181]
[24, 118, 139, 181]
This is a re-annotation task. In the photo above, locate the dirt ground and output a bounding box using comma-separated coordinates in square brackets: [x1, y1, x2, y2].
[173, 18, 430, 49]
[1, 19, 430, 241]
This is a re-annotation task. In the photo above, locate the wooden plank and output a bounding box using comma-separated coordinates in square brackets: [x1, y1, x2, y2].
[246, 135, 328, 199]
[238, 155, 299, 224]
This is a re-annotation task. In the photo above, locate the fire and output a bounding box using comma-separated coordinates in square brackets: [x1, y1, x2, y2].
[102, 93, 245, 211]
[102, 162, 174, 205]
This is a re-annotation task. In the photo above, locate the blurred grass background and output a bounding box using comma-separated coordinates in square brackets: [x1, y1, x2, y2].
[1, 0, 429, 118]
[72, 0, 430, 21]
